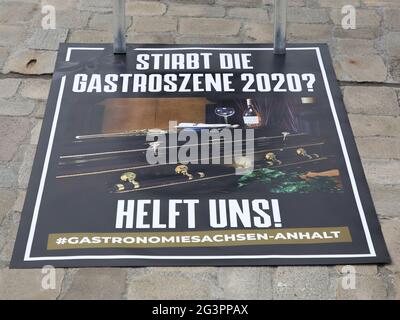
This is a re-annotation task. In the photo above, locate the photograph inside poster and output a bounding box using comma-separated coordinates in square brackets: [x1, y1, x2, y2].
[57, 95, 344, 196]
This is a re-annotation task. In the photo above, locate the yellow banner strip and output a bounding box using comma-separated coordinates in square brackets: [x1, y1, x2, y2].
[47, 227, 352, 250]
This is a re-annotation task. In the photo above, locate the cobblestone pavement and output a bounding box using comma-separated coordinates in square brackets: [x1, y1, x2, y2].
[0, 0, 399, 300]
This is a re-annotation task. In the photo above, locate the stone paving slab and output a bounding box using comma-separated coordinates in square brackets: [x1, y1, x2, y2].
[0, 0, 399, 300]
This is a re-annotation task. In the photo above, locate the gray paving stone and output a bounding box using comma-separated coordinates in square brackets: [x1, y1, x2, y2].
[176, 35, 241, 44]
[128, 33, 176, 44]
[126, 1, 167, 16]
[34, 101, 47, 119]
[394, 274, 400, 300]
[127, 269, 221, 299]
[289, 0, 306, 5]
[172, 0, 215, 4]
[0, 25, 26, 47]
[244, 23, 274, 42]
[311, 0, 361, 7]
[20, 79, 51, 100]
[0, 210, 19, 259]
[179, 18, 241, 36]
[0, 79, 21, 98]
[0, 188, 16, 223]
[0, 117, 30, 161]
[273, 266, 334, 299]
[3, 49, 57, 75]
[381, 218, 400, 273]
[68, 30, 111, 43]
[131, 17, 177, 33]
[287, 23, 332, 42]
[362, 159, 400, 186]
[217, 0, 263, 7]
[336, 275, 388, 299]
[227, 7, 269, 21]
[146, 266, 217, 273]
[330, 9, 381, 28]
[0, 167, 16, 188]
[0, 268, 64, 300]
[266, 0, 304, 5]
[383, 8, 400, 31]
[336, 264, 378, 275]
[355, 137, 400, 160]
[384, 32, 400, 58]
[17, 144, 36, 188]
[78, 0, 112, 13]
[0, 205, 18, 228]
[333, 39, 377, 56]
[88, 13, 111, 31]
[26, 28, 68, 51]
[12, 189, 26, 213]
[288, 7, 329, 24]
[0, 2, 38, 25]
[30, 119, 42, 144]
[370, 185, 400, 218]
[89, 14, 129, 31]
[167, 3, 225, 17]
[217, 267, 273, 299]
[31, 8, 90, 29]
[0, 47, 8, 71]
[0, 209, 21, 246]
[62, 268, 127, 300]
[343, 86, 399, 116]
[363, 0, 399, 8]
[387, 58, 400, 84]
[333, 55, 387, 82]
[348, 114, 400, 137]
[0, 238, 15, 267]
[0, 99, 35, 116]
[41, 0, 79, 11]
[145, 267, 219, 277]
[333, 27, 380, 40]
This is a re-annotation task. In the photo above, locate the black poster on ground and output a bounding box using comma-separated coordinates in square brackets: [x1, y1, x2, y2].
[11, 44, 390, 268]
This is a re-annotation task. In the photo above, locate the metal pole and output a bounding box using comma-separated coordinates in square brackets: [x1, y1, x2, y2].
[274, 0, 287, 54]
[113, 0, 126, 54]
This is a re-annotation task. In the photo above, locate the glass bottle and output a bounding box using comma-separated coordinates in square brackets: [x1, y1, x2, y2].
[243, 99, 261, 128]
